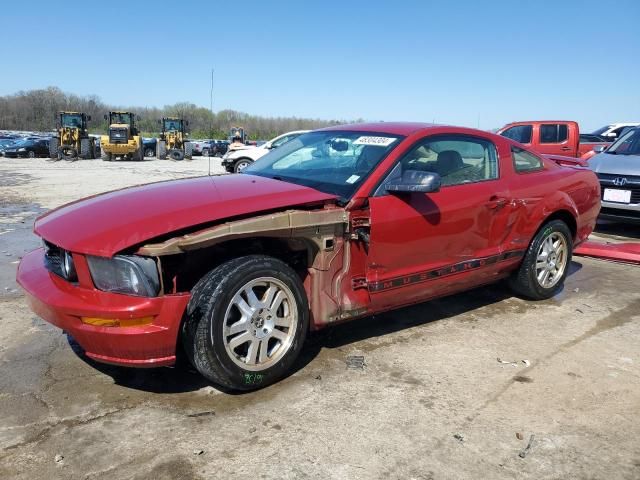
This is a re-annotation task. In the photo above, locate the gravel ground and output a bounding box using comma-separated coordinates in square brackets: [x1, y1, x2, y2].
[0, 156, 639, 480]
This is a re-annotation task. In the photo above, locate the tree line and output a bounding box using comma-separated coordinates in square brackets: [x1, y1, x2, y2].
[0, 87, 355, 140]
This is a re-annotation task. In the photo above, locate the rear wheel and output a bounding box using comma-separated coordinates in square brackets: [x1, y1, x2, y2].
[144, 147, 155, 157]
[508, 219, 572, 300]
[80, 139, 91, 159]
[28, 150, 35, 159]
[182, 255, 309, 391]
[101, 149, 112, 161]
[157, 141, 167, 160]
[185, 143, 193, 160]
[202, 148, 209, 156]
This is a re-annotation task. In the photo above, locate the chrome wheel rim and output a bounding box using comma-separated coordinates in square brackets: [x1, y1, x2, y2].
[535, 231, 568, 289]
[236, 161, 250, 171]
[221, 277, 297, 371]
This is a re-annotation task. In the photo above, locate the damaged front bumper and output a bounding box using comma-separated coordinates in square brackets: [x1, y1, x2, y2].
[17, 248, 190, 367]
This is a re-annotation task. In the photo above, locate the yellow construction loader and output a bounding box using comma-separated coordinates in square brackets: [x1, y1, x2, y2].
[100, 111, 144, 161]
[49, 112, 97, 160]
[156, 117, 192, 160]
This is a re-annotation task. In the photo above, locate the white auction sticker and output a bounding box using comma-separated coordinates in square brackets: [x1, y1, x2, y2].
[346, 174, 360, 184]
[353, 136, 397, 147]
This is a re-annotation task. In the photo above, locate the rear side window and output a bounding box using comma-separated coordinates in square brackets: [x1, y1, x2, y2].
[540, 124, 568, 143]
[501, 125, 532, 144]
[512, 146, 543, 173]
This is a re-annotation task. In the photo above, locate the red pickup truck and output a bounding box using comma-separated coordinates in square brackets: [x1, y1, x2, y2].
[17, 123, 601, 390]
[498, 121, 610, 159]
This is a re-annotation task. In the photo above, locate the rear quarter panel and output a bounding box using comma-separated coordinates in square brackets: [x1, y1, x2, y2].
[507, 157, 600, 249]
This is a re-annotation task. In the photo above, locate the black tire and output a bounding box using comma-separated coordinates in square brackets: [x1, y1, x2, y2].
[144, 147, 155, 158]
[182, 255, 309, 391]
[234, 158, 252, 172]
[202, 148, 209, 156]
[185, 143, 193, 160]
[157, 141, 167, 160]
[508, 219, 573, 300]
[101, 149, 112, 162]
[169, 149, 184, 161]
[80, 139, 91, 159]
[49, 137, 59, 160]
[28, 150, 35, 159]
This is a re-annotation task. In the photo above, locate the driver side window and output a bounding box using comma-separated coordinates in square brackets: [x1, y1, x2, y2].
[378, 135, 498, 194]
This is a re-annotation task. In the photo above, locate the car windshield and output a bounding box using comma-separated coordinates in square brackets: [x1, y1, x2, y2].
[164, 119, 181, 131]
[591, 126, 611, 136]
[607, 128, 640, 155]
[110, 113, 132, 125]
[244, 130, 403, 201]
[61, 114, 83, 128]
[12, 139, 29, 146]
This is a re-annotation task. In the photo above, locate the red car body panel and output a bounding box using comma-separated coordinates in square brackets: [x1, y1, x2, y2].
[497, 121, 610, 158]
[17, 122, 601, 367]
[35, 174, 337, 257]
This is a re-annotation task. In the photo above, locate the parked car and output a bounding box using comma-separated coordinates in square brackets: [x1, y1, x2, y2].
[587, 127, 640, 223]
[190, 140, 210, 156]
[498, 121, 610, 158]
[3, 138, 50, 158]
[592, 123, 640, 142]
[202, 140, 229, 157]
[142, 138, 157, 157]
[0, 138, 17, 156]
[221, 130, 309, 172]
[17, 123, 600, 391]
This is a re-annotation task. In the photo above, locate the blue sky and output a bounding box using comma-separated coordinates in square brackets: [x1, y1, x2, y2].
[2, 0, 639, 130]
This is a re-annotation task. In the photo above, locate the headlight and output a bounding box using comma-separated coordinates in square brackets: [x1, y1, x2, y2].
[62, 251, 78, 282]
[87, 255, 160, 297]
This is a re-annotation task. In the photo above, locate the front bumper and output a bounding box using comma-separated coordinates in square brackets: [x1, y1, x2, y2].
[599, 201, 640, 224]
[17, 248, 190, 367]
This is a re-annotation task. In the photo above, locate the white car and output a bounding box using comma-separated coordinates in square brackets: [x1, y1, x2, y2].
[592, 123, 640, 141]
[221, 130, 309, 173]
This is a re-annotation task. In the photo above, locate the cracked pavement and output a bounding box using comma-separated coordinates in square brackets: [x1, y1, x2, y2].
[1, 157, 639, 479]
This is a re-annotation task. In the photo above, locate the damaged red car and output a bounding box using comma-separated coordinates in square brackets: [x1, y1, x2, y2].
[17, 123, 601, 390]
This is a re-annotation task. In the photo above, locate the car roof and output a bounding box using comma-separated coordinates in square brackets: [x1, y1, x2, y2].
[320, 122, 439, 136]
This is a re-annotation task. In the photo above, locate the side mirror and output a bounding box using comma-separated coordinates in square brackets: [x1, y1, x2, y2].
[385, 170, 441, 194]
[593, 145, 606, 153]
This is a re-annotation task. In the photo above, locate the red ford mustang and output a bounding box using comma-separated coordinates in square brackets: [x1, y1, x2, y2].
[17, 123, 601, 390]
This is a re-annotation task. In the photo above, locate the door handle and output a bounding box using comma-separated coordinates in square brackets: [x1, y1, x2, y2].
[485, 196, 508, 209]
[560, 146, 571, 151]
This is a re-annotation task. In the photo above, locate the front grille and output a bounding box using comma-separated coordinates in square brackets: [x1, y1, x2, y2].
[597, 172, 640, 204]
[109, 128, 128, 144]
[43, 240, 65, 277]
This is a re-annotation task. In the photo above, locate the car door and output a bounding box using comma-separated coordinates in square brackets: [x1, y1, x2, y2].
[365, 134, 518, 310]
[535, 123, 574, 156]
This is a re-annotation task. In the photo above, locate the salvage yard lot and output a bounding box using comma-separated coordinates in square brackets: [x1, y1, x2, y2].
[1, 157, 639, 479]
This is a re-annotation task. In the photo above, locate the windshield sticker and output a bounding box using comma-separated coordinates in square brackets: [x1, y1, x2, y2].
[346, 174, 360, 184]
[353, 136, 397, 147]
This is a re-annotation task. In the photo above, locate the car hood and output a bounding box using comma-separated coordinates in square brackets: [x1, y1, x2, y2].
[35, 174, 337, 257]
[588, 152, 640, 176]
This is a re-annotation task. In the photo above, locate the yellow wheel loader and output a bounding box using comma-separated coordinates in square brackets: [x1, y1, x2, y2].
[156, 117, 192, 160]
[49, 112, 97, 161]
[100, 111, 144, 161]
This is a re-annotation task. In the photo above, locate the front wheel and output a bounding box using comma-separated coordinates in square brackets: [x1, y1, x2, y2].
[144, 147, 155, 157]
[182, 255, 309, 391]
[234, 159, 252, 173]
[508, 219, 572, 300]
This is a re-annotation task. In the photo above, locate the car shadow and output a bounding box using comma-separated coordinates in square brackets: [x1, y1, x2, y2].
[67, 262, 582, 395]
[595, 220, 640, 240]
